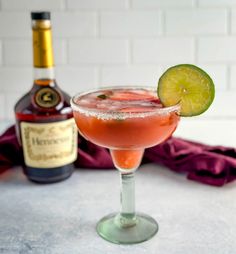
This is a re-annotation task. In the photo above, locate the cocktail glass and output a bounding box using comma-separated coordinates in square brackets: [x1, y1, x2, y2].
[71, 87, 180, 244]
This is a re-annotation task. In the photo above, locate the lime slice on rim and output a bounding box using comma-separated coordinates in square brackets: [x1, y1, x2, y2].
[158, 64, 215, 117]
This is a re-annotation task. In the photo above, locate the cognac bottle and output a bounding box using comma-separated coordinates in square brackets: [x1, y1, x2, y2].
[15, 12, 77, 183]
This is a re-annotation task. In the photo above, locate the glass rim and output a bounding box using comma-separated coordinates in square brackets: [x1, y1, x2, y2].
[70, 86, 180, 119]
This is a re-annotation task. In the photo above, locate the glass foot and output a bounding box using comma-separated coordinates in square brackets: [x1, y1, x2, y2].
[96, 213, 158, 244]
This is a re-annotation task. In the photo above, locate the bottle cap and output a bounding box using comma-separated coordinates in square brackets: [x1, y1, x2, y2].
[31, 12, 50, 20]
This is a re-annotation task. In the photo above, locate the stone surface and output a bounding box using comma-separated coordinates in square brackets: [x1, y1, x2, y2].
[0, 165, 236, 254]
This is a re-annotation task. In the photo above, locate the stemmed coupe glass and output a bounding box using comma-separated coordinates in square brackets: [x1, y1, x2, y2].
[71, 86, 180, 244]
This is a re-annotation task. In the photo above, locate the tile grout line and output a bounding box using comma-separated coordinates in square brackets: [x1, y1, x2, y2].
[127, 0, 132, 10]
[65, 38, 69, 65]
[226, 64, 231, 91]
[226, 7, 232, 91]
[61, 0, 67, 11]
[96, 11, 100, 38]
[128, 39, 133, 65]
[161, 9, 165, 36]
[227, 7, 231, 35]
[1, 38, 6, 67]
[194, 36, 198, 64]
[0, 39, 2, 66]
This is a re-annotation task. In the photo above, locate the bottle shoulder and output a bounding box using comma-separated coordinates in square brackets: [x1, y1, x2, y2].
[15, 81, 73, 120]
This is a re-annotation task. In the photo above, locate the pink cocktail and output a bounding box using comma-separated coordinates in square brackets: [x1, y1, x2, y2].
[71, 87, 180, 244]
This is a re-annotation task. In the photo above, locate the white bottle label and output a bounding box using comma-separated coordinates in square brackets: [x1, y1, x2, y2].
[20, 118, 78, 168]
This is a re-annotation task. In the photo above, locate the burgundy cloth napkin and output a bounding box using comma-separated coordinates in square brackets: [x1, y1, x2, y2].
[1, 125, 236, 186]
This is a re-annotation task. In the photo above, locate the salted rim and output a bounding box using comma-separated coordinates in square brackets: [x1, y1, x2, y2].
[70, 86, 180, 120]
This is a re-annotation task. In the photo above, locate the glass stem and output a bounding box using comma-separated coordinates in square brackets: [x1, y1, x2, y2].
[116, 172, 137, 228]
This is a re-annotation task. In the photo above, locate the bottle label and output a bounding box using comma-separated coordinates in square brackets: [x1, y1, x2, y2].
[35, 87, 60, 108]
[20, 118, 78, 168]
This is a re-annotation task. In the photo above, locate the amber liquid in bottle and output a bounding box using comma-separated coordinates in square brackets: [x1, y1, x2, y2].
[14, 12, 77, 183]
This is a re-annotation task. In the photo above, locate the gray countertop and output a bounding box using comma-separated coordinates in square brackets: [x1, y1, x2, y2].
[0, 164, 235, 254]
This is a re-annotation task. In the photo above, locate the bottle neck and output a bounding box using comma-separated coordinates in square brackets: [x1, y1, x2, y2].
[32, 19, 55, 82]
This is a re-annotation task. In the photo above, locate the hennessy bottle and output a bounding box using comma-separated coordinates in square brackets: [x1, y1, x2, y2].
[14, 12, 77, 183]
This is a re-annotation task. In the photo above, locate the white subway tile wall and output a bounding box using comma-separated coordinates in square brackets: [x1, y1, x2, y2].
[132, 0, 195, 8]
[0, 40, 2, 65]
[67, 0, 128, 10]
[0, 93, 5, 119]
[100, 11, 162, 37]
[198, 37, 236, 62]
[4, 39, 67, 65]
[1, 0, 65, 11]
[0, 0, 235, 130]
[68, 39, 129, 64]
[165, 10, 227, 35]
[100, 65, 163, 86]
[230, 65, 236, 90]
[133, 38, 195, 63]
[52, 12, 97, 37]
[0, 67, 32, 92]
[0, 13, 30, 37]
[198, 0, 236, 7]
[55, 66, 98, 95]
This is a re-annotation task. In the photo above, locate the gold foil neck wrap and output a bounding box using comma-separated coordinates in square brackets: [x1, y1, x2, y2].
[33, 21, 54, 68]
